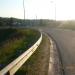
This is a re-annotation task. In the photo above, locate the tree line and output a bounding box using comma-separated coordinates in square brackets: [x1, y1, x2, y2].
[0, 17, 61, 27]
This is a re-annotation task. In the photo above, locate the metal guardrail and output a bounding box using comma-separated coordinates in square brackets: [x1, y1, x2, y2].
[0, 33, 42, 75]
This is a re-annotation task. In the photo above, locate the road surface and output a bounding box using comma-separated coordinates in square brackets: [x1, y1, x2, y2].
[43, 28, 75, 75]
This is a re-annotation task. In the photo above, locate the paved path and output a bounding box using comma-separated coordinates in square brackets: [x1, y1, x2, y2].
[43, 28, 75, 75]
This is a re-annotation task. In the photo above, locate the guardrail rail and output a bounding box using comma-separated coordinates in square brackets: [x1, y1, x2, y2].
[0, 33, 42, 75]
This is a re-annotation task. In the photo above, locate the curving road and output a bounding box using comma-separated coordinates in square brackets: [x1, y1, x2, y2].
[43, 28, 75, 75]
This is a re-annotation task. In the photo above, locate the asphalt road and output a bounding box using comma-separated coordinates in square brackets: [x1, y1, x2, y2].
[42, 28, 75, 75]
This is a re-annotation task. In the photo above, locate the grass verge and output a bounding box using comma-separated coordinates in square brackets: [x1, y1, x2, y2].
[0, 28, 40, 70]
[15, 34, 50, 75]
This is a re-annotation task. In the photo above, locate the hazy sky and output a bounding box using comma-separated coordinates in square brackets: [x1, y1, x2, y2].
[0, 0, 75, 20]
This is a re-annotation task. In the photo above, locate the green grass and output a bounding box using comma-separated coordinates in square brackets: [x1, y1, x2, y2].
[0, 29, 17, 45]
[0, 28, 40, 70]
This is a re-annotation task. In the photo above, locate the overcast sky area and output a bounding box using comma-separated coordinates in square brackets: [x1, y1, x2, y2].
[0, 0, 75, 20]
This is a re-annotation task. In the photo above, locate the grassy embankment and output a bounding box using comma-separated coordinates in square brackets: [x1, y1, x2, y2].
[59, 21, 75, 30]
[0, 28, 40, 70]
[15, 34, 50, 75]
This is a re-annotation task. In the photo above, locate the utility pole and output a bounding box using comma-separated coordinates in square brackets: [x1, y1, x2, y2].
[23, 0, 25, 20]
[50, 0, 56, 20]
[55, 0, 56, 21]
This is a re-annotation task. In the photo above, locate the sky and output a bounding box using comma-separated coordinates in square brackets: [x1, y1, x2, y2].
[0, 0, 75, 20]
